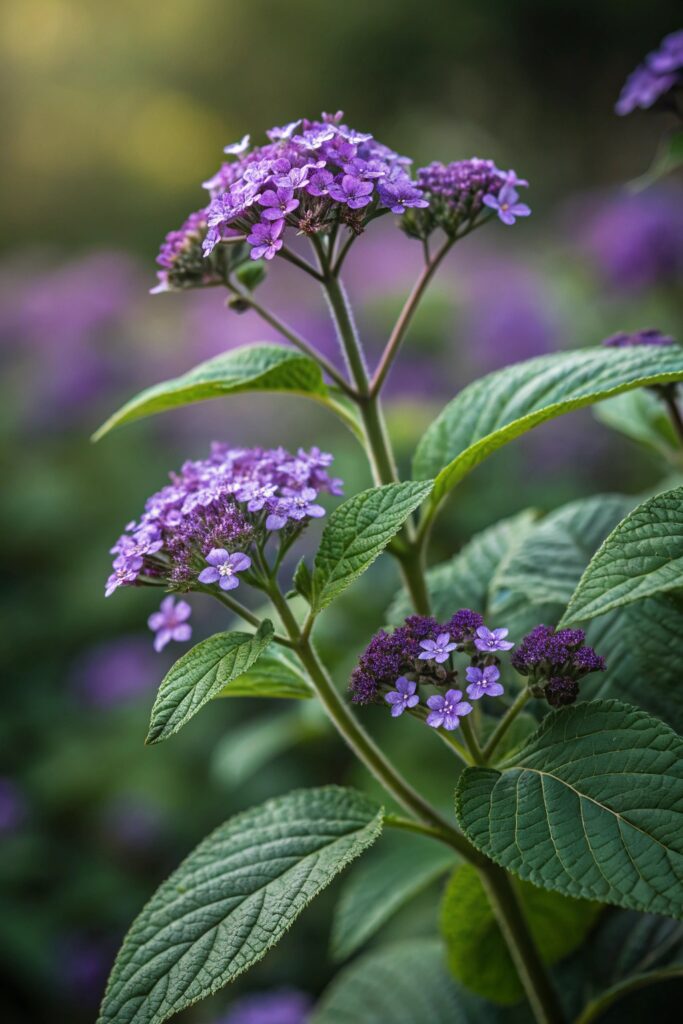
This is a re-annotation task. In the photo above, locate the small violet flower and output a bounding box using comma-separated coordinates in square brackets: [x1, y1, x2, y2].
[258, 186, 300, 221]
[147, 596, 192, 653]
[328, 174, 374, 209]
[474, 626, 514, 653]
[246, 220, 284, 260]
[426, 689, 473, 731]
[466, 664, 504, 700]
[377, 180, 429, 214]
[483, 184, 531, 226]
[384, 676, 420, 718]
[198, 549, 251, 591]
[265, 488, 325, 530]
[224, 134, 250, 155]
[418, 632, 457, 664]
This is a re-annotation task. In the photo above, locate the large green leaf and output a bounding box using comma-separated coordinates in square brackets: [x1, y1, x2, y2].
[594, 389, 679, 459]
[440, 864, 599, 1005]
[97, 787, 383, 1024]
[456, 700, 683, 918]
[413, 346, 683, 505]
[146, 621, 273, 744]
[93, 344, 358, 440]
[312, 938, 506, 1024]
[215, 647, 313, 700]
[331, 831, 455, 961]
[311, 481, 433, 612]
[561, 486, 683, 625]
[389, 510, 538, 623]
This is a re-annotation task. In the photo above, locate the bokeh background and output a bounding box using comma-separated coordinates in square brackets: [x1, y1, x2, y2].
[2, 2, 682, 1022]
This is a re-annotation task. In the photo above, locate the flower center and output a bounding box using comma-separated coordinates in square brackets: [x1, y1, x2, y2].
[218, 563, 234, 577]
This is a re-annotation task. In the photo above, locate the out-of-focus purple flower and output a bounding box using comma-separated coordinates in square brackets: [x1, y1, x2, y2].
[377, 180, 429, 214]
[147, 596, 192, 652]
[224, 135, 251, 155]
[418, 633, 457, 663]
[465, 665, 504, 700]
[0, 777, 27, 833]
[71, 637, 160, 708]
[615, 30, 683, 115]
[602, 328, 677, 348]
[58, 933, 114, 1004]
[426, 689, 472, 731]
[384, 676, 420, 717]
[577, 188, 683, 291]
[247, 220, 284, 260]
[198, 549, 251, 591]
[100, 795, 167, 854]
[217, 988, 312, 1024]
[474, 626, 514, 653]
[482, 184, 531, 226]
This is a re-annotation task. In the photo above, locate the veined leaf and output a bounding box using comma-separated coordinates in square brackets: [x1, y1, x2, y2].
[440, 864, 599, 1005]
[93, 344, 359, 440]
[311, 481, 433, 612]
[331, 831, 455, 961]
[456, 700, 683, 918]
[594, 389, 679, 457]
[146, 621, 273, 744]
[413, 346, 683, 505]
[561, 486, 683, 625]
[215, 647, 312, 700]
[98, 787, 383, 1024]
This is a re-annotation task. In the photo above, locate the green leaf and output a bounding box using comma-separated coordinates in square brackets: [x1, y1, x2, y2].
[211, 706, 326, 786]
[331, 831, 455, 961]
[561, 486, 683, 625]
[311, 481, 433, 612]
[146, 621, 273, 744]
[312, 938, 499, 1024]
[594, 389, 679, 458]
[292, 557, 313, 602]
[413, 346, 683, 505]
[97, 786, 383, 1024]
[388, 510, 538, 623]
[93, 344, 352, 440]
[456, 699, 683, 918]
[440, 864, 599, 1005]
[214, 647, 312, 700]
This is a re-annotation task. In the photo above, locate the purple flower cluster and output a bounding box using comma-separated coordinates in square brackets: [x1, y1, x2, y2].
[616, 30, 683, 115]
[602, 328, 677, 348]
[511, 625, 605, 707]
[105, 444, 342, 608]
[201, 111, 425, 261]
[152, 208, 249, 293]
[217, 988, 312, 1024]
[402, 160, 530, 239]
[350, 610, 510, 732]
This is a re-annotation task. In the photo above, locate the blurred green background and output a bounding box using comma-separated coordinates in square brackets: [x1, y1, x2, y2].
[2, 1, 682, 1022]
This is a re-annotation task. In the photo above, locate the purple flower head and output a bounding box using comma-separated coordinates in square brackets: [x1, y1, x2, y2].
[418, 632, 457, 663]
[466, 664, 504, 700]
[377, 179, 429, 214]
[512, 624, 605, 706]
[545, 676, 580, 708]
[426, 688, 472, 731]
[384, 676, 420, 717]
[258, 186, 300, 221]
[247, 220, 284, 260]
[409, 159, 529, 239]
[152, 209, 232, 293]
[474, 626, 514, 653]
[71, 637, 159, 708]
[328, 173, 374, 209]
[482, 184, 532, 226]
[198, 549, 251, 590]
[147, 596, 192, 652]
[218, 988, 312, 1024]
[616, 31, 683, 115]
[648, 30, 683, 74]
[445, 609, 485, 644]
[602, 328, 677, 348]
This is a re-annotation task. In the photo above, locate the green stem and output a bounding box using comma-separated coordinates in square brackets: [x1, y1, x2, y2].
[573, 967, 683, 1024]
[459, 714, 486, 765]
[480, 868, 566, 1024]
[384, 814, 461, 847]
[205, 588, 295, 648]
[481, 688, 530, 763]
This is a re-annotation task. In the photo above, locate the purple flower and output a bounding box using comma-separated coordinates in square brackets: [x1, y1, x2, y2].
[377, 180, 429, 214]
[465, 665, 504, 700]
[258, 186, 300, 221]
[418, 632, 457, 663]
[384, 676, 420, 717]
[306, 169, 335, 196]
[474, 626, 514, 653]
[147, 596, 192, 652]
[267, 120, 302, 141]
[649, 30, 683, 74]
[328, 174, 374, 209]
[483, 184, 531, 226]
[218, 988, 312, 1024]
[602, 328, 676, 348]
[265, 488, 325, 530]
[247, 220, 284, 260]
[224, 134, 251, 155]
[545, 676, 580, 708]
[71, 637, 160, 708]
[426, 689, 473, 731]
[615, 35, 682, 116]
[511, 625, 605, 707]
[198, 549, 251, 590]
[105, 554, 142, 597]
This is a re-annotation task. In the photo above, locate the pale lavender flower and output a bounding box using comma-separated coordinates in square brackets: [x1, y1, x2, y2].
[198, 549, 251, 590]
[466, 665, 504, 700]
[265, 488, 325, 530]
[483, 184, 531, 226]
[328, 174, 374, 209]
[224, 134, 251, 155]
[418, 632, 457, 664]
[474, 626, 514, 653]
[105, 554, 142, 597]
[258, 187, 300, 221]
[267, 120, 302, 141]
[247, 221, 284, 260]
[147, 596, 192, 652]
[384, 676, 420, 717]
[426, 689, 473, 731]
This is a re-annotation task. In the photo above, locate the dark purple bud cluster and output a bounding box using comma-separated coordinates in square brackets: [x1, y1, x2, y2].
[615, 30, 683, 116]
[602, 328, 677, 348]
[151, 209, 251, 294]
[511, 625, 605, 708]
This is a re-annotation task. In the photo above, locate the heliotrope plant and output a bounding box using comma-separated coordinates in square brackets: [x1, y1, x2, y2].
[93, 101, 683, 1024]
